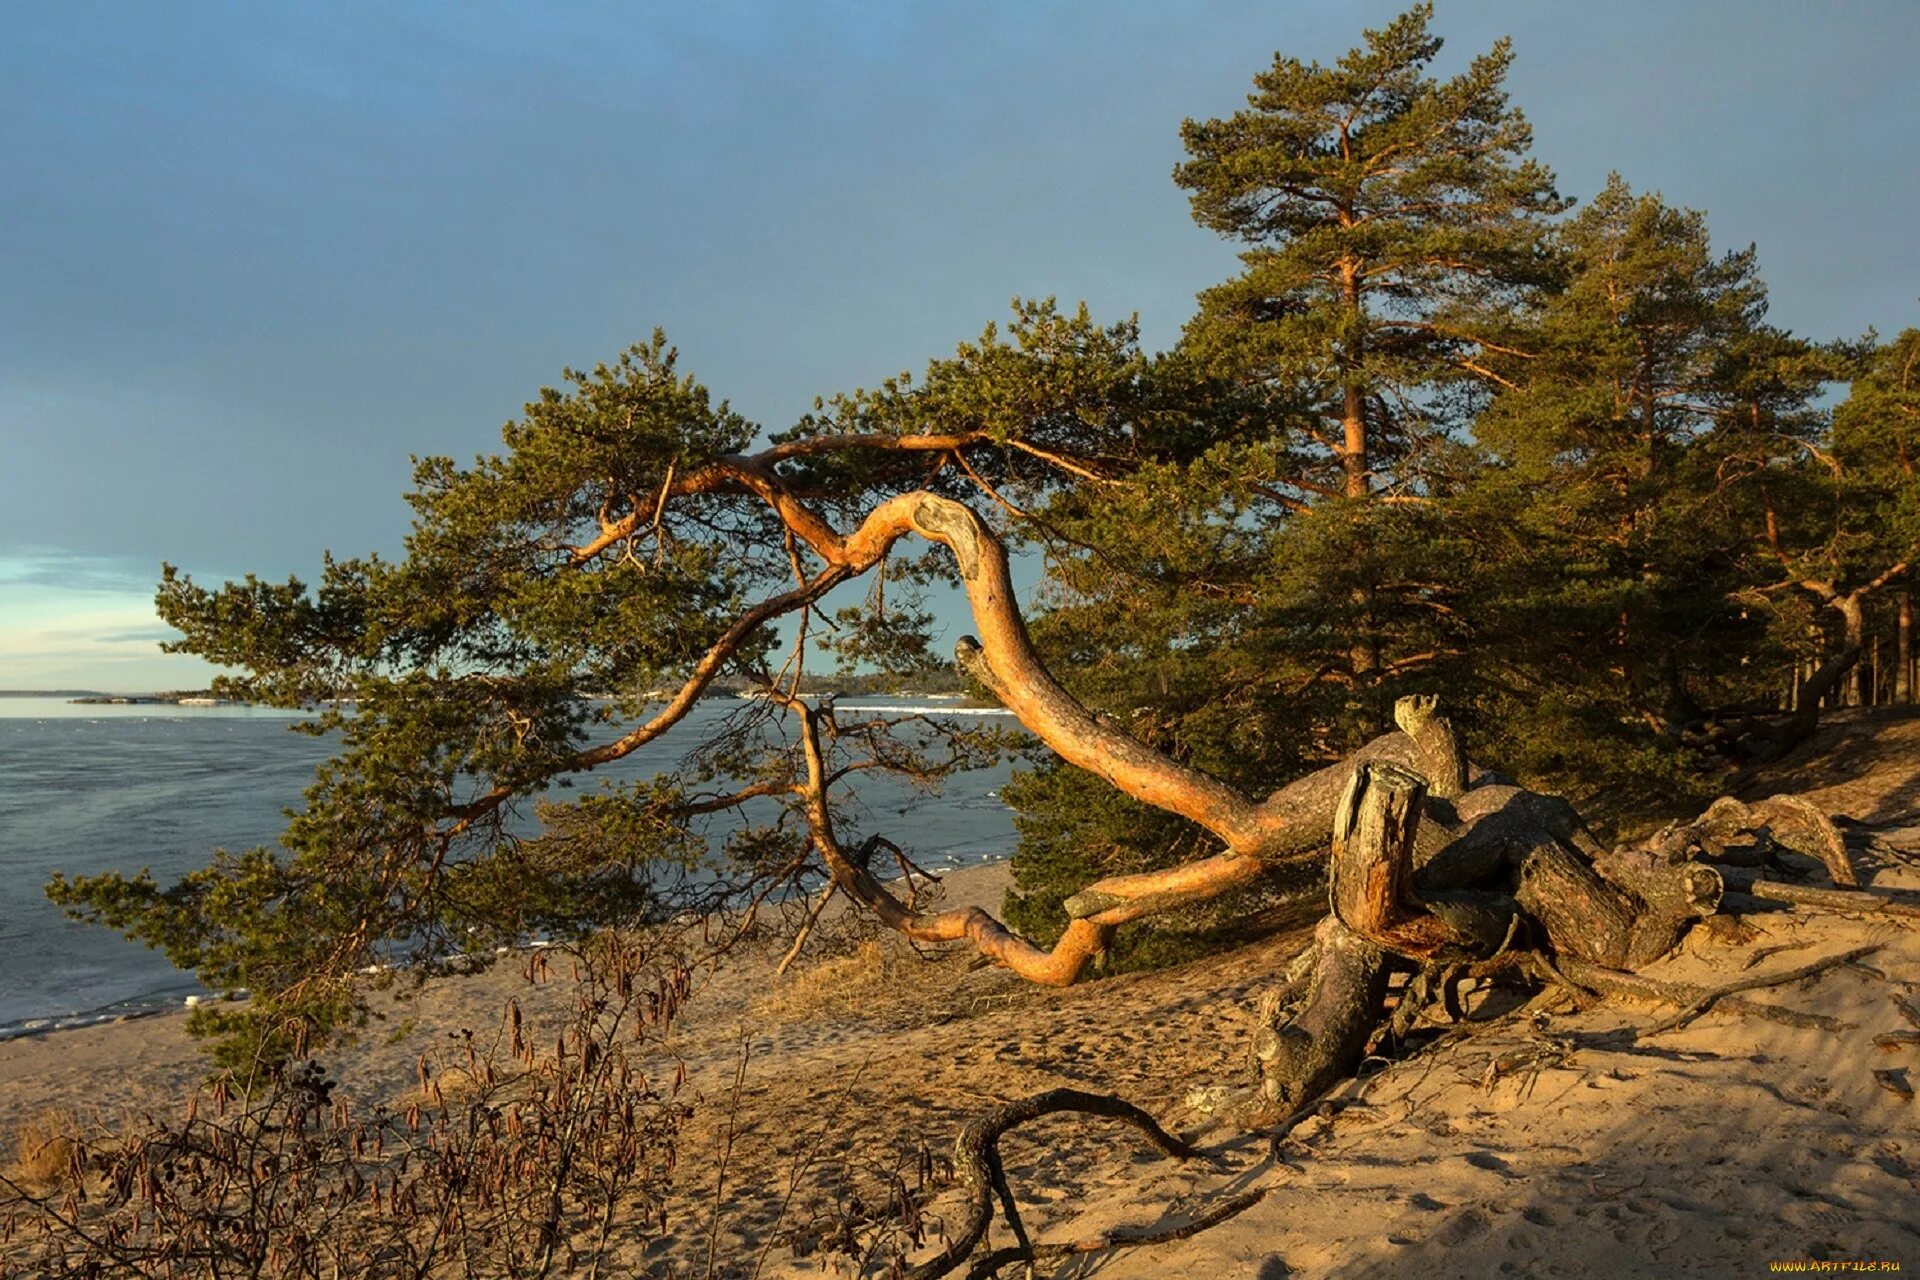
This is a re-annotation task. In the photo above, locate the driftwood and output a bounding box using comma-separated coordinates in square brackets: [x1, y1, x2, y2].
[1245, 721, 1719, 1116]
[903, 694, 1896, 1275]
[1231, 694, 1909, 1130]
[1673, 795, 1858, 887]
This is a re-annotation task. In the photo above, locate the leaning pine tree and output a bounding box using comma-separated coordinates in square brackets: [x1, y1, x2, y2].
[50, 306, 1867, 1131]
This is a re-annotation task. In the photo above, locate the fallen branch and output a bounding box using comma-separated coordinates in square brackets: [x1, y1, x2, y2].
[1637, 946, 1881, 1036]
[905, 1089, 1202, 1280]
[1558, 957, 1856, 1033]
[1720, 869, 1920, 919]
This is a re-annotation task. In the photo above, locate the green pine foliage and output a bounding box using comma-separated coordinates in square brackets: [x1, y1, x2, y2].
[1174, 1, 1567, 502]
[1453, 176, 1822, 804]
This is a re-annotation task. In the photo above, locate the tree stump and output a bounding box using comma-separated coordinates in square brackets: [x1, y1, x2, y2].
[1256, 761, 1427, 1111]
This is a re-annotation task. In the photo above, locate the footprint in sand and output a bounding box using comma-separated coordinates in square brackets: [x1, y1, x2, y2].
[1464, 1150, 1520, 1177]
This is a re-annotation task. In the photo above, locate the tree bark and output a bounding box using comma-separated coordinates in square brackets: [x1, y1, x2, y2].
[1590, 846, 1724, 968]
[1393, 695, 1468, 800]
[1328, 762, 1441, 954]
[1899, 589, 1913, 705]
[1253, 760, 1437, 1114]
[1513, 842, 1639, 968]
[1253, 914, 1392, 1114]
[1832, 592, 1868, 710]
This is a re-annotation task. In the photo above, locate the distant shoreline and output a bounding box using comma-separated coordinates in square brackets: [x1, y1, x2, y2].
[3, 689, 1010, 712]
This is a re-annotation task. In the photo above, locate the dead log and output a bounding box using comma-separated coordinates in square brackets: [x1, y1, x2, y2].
[1329, 761, 1447, 956]
[1683, 795, 1857, 887]
[1745, 795, 1858, 887]
[1252, 914, 1392, 1114]
[1249, 695, 1485, 865]
[1393, 694, 1468, 800]
[1513, 841, 1639, 969]
[1590, 846, 1724, 968]
[1255, 762, 1432, 1113]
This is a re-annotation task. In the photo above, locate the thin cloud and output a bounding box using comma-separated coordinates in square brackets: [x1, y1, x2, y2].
[0, 547, 167, 594]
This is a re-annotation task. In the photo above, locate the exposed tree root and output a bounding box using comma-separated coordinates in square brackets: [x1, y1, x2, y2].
[1557, 956, 1860, 1033]
[1636, 945, 1882, 1035]
[902, 1089, 1204, 1280]
[1664, 795, 1858, 887]
[1558, 946, 1881, 1040]
[962, 1186, 1271, 1280]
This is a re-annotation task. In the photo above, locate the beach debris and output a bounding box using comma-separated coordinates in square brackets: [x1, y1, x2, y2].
[1872, 1068, 1914, 1101]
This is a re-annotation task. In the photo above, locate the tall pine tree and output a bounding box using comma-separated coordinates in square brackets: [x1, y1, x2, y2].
[1174, 2, 1564, 507]
[1002, 7, 1564, 945]
[1460, 176, 1823, 797]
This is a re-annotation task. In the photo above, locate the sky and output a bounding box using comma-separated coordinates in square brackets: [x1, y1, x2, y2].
[2, 1, 1916, 691]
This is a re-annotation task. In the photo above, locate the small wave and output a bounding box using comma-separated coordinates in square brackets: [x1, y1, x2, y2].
[833, 704, 1015, 716]
[0, 988, 196, 1042]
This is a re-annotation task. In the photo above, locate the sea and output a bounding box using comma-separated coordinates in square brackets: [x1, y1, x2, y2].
[0, 696, 1019, 1039]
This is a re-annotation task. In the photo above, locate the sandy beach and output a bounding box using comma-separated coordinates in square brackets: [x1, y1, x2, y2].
[5, 712, 1919, 1277]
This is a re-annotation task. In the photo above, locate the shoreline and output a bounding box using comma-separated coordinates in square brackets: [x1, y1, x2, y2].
[0, 848, 1016, 1040]
[0, 859, 1016, 1059]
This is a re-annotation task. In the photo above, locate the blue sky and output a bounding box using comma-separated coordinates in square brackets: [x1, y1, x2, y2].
[3, 1, 1916, 690]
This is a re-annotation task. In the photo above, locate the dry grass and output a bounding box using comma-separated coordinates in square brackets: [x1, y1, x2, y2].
[759, 939, 895, 1023]
[757, 937, 1035, 1028]
[3, 1107, 79, 1194]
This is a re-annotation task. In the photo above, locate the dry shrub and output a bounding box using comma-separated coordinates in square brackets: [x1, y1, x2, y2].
[396, 1061, 486, 1113]
[2, 1107, 79, 1194]
[0, 932, 700, 1280]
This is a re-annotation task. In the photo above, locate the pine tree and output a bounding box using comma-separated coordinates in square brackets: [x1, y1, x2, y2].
[1174, 2, 1564, 507]
[1752, 328, 1920, 718]
[1003, 6, 1565, 942]
[1460, 176, 1825, 795]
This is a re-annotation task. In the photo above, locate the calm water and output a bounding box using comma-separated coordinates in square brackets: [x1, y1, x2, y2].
[0, 697, 1017, 1034]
